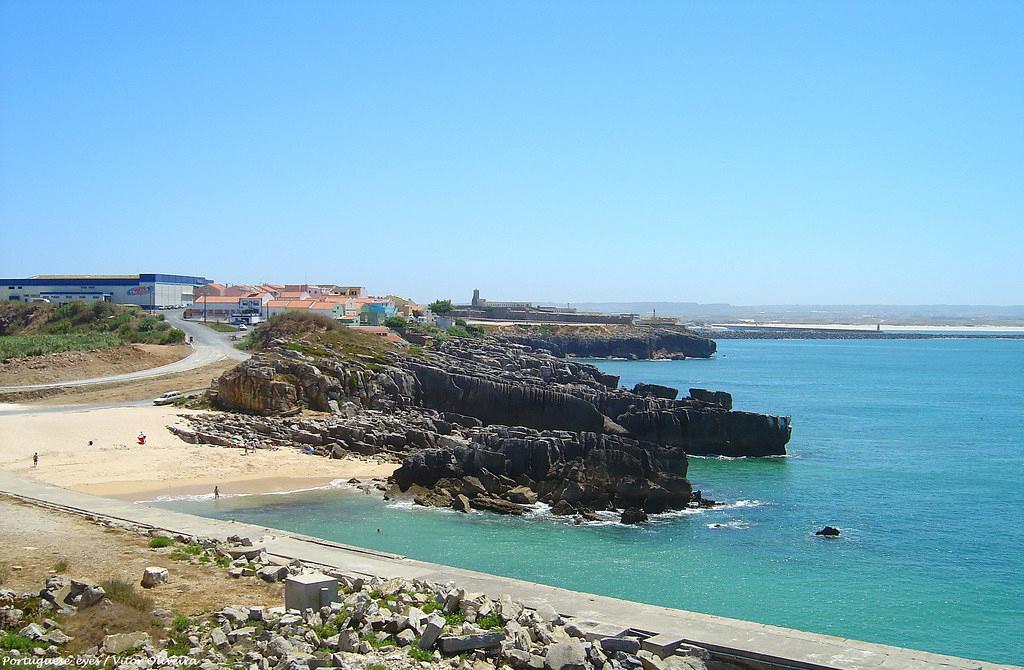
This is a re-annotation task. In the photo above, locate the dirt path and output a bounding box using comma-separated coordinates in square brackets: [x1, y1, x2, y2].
[0, 360, 234, 405]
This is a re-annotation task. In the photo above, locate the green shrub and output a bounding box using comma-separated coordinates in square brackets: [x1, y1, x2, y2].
[312, 621, 339, 639]
[0, 631, 46, 652]
[428, 299, 453, 315]
[165, 632, 190, 656]
[51, 558, 69, 573]
[444, 611, 465, 626]
[172, 613, 191, 632]
[364, 633, 392, 649]
[148, 536, 174, 549]
[408, 646, 433, 661]
[476, 614, 503, 630]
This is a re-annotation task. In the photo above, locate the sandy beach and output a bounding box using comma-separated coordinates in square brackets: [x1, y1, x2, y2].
[0, 404, 397, 501]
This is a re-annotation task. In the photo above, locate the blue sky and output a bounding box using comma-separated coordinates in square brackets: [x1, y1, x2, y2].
[1, 1, 1021, 305]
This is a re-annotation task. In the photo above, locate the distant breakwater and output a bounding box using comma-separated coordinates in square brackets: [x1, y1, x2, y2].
[695, 327, 1024, 340]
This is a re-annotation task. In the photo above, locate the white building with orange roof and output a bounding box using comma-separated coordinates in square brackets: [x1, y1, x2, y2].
[266, 299, 344, 320]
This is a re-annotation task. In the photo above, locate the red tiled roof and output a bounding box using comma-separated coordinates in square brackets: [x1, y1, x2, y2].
[193, 296, 241, 304]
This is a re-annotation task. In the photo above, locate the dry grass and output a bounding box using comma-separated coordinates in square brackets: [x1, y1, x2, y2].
[61, 600, 166, 654]
[100, 578, 155, 612]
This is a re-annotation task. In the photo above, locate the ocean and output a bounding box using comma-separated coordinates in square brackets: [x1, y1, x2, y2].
[157, 338, 1024, 664]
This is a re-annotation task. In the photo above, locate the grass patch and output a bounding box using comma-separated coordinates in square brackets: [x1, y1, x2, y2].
[170, 542, 205, 562]
[148, 536, 174, 549]
[444, 611, 465, 626]
[0, 332, 122, 359]
[475, 614, 503, 630]
[421, 596, 442, 614]
[165, 632, 190, 656]
[0, 562, 8, 585]
[99, 578, 155, 612]
[312, 621, 339, 639]
[202, 322, 238, 333]
[215, 554, 231, 568]
[367, 665, 389, 670]
[51, 558, 69, 573]
[408, 646, 433, 661]
[0, 631, 47, 652]
[172, 613, 191, 632]
[364, 633, 392, 649]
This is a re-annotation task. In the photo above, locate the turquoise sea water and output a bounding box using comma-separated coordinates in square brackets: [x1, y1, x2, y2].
[158, 339, 1024, 664]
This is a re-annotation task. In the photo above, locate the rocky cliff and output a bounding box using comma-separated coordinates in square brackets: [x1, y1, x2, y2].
[492, 325, 717, 359]
[208, 327, 790, 520]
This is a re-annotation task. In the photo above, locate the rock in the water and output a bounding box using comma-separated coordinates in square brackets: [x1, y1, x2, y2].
[451, 493, 471, 513]
[620, 508, 648, 524]
[469, 496, 529, 515]
[815, 525, 841, 537]
[140, 567, 168, 589]
[506, 486, 538, 505]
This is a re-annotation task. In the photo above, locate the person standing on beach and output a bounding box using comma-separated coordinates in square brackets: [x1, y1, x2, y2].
[33, 452, 38, 468]
[214, 485, 220, 499]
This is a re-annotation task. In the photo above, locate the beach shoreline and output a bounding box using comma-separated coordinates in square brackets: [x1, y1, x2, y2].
[0, 404, 398, 501]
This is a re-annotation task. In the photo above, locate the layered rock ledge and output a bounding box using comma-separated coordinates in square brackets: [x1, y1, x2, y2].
[204, 325, 790, 520]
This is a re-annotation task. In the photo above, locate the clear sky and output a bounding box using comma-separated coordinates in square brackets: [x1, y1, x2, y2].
[1, 2, 1021, 305]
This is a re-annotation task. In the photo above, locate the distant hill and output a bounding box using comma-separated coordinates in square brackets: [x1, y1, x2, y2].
[536, 302, 1024, 327]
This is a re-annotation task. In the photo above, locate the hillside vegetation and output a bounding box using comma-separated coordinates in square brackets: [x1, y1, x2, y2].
[0, 302, 184, 359]
[243, 311, 396, 361]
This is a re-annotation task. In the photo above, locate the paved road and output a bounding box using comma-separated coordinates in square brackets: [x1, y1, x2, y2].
[0, 310, 249, 392]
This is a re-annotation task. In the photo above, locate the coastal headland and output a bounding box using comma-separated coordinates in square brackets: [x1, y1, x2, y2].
[1, 314, 1019, 668]
[190, 315, 789, 523]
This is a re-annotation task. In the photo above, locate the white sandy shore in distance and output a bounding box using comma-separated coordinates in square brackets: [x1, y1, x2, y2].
[713, 322, 1024, 332]
[0, 405, 396, 501]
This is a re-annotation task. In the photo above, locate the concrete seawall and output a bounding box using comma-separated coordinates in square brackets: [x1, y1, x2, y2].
[0, 471, 1017, 670]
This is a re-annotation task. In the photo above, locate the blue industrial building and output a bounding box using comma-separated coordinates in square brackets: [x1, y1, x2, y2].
[0, 274, 211, 309]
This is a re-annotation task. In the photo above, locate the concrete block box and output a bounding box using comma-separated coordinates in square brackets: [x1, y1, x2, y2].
[285, 573, 339, 611]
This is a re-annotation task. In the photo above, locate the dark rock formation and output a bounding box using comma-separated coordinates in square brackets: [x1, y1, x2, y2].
[391, 427, 692, 515]
[206, 329, 790, 520]
[633, 383, 679, 400]
[620, 508, 649, 524]
[816, 525, 841, 537]
[407, 362, 605, 433]
[496, 326, 716, 360]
